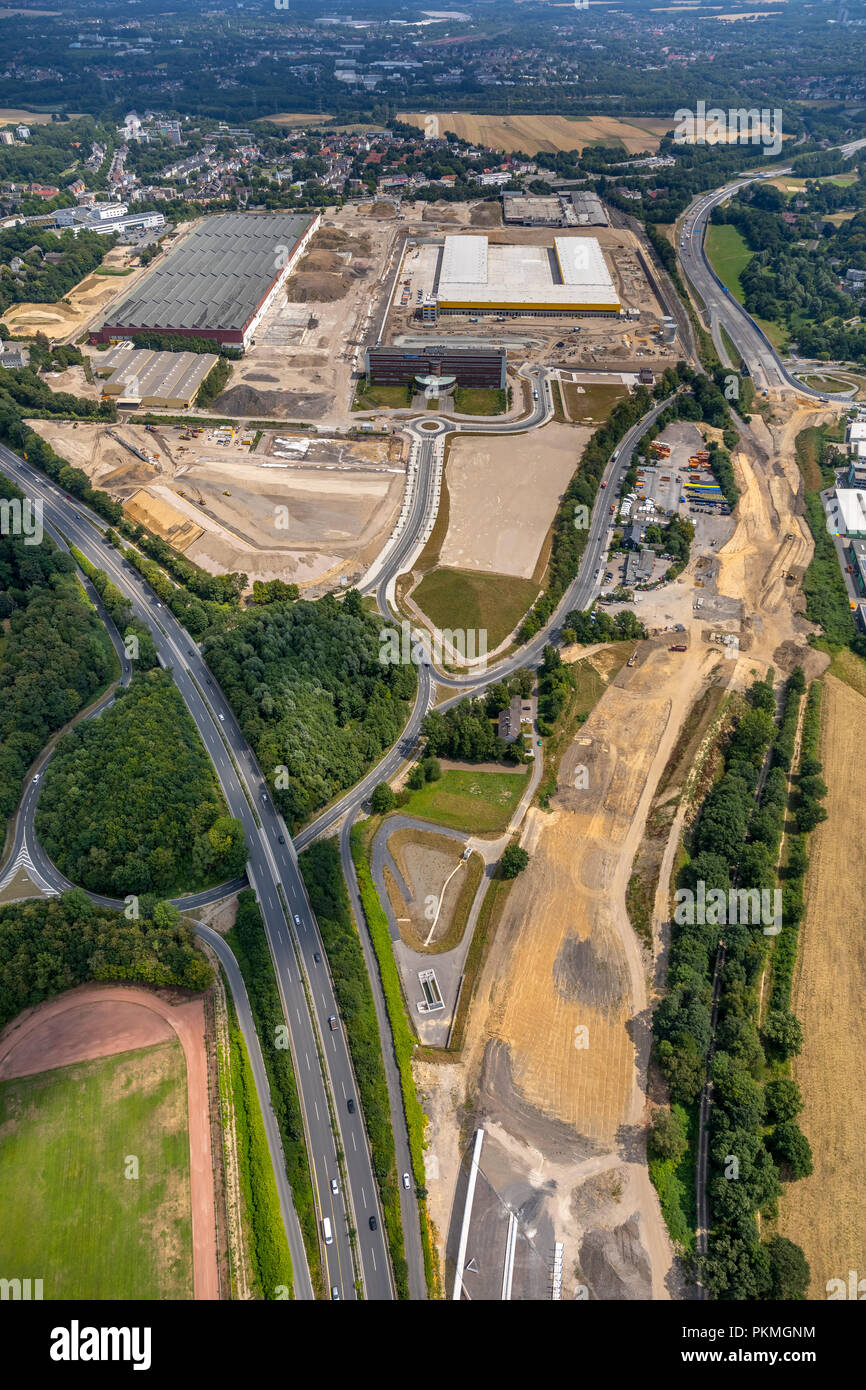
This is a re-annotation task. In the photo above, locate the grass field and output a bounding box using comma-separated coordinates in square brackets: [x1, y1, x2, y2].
[0, 1042, 192, 1299]
[353, 381, 411, 410]
[704, 223, 787, 348]
[798, 372, 852, 392]
[562, 382, 629, 423]
[412, 566, 540, 649]
[453, 386, 506, 416]
[401, 768, 528, 835]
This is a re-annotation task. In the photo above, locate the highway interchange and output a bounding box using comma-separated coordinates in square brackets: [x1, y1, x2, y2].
[0, 146, 858, 1302]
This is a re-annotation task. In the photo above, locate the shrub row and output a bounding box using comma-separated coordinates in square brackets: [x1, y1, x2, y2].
[226, 1004, 295, 1299]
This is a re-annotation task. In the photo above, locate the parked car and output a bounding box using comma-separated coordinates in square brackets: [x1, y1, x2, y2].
[402, 1173, 411, 1190]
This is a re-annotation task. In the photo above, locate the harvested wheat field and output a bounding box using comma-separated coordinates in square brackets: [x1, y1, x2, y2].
[399, 113, 669, 155]
[778, 673, 866, 1298]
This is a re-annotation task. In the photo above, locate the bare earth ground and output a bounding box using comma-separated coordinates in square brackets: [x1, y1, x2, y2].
[778, 673, 866, 1298]
[437, 421, 590, 580]
[417, 401, 832, 1298]
[0, 983, 219, 1300]
[28, 418, 405, 590]
[397, 113, 670, 155]
[1, 233, 192, 342]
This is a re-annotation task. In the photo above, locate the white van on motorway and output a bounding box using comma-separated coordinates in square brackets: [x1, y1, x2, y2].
[322, 1217, 333, 1245]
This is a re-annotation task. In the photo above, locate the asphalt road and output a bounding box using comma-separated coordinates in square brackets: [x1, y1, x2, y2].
[678, 172, 856, 401]
[0, 443, 394, 1303]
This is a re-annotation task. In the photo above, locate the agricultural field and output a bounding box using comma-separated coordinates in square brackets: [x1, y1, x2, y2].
[397, 113, 669, 155]
[0, 1042, 193, 1299]
[778, 674, 866, 1297]
[400, 768, 528, 835]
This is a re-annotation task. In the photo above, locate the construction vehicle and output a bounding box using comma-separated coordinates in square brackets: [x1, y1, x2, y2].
[669, 644, 687, 652]
[627, 649, 638, 667]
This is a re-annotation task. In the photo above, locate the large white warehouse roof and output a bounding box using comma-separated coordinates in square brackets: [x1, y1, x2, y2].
[436, 233, 620, 311]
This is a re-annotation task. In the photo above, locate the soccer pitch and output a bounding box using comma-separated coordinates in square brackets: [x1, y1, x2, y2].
[0, 1042, 193, 1299]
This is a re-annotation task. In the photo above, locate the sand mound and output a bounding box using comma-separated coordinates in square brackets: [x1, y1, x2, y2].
[301, 249, 347, 273]
[286, 271, 352, 303]
[364, 201, 396, 219]
[314, 227, 371, 254]
[470, 202, 502, 227]
[423, 202, 459, 223]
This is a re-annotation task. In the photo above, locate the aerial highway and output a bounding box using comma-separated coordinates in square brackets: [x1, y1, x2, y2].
[0, 442, 396, 1303]
[678, 174, 855, 401]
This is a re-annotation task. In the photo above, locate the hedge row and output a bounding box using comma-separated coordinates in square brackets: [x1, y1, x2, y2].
[226, 1005, 295, 1299]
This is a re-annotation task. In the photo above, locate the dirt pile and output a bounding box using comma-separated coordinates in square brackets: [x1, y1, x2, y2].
[314, 227, 371, 254]
[286, 270, 354, 303]
[213, 383, 334, 419]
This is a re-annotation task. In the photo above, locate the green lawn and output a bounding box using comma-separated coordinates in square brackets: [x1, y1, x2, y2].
[704, 222, 787, 348]
[413, 567, 540, 650]
[400, 768, 528, 834]
[352, 381, 411, 410]
[453, 386, 506, 416]
[0, 1042, 192, 1299]
[562, 382, 629, 423]
[93, 265, 133, 277]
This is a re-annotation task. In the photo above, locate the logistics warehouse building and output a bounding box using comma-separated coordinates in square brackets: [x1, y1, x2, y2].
[94, 211, 319, 350]
[434, 233, 620, 317]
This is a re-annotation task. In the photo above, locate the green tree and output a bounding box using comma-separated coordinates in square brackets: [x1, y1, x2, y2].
[764, 1235, 810, 1300]
[501, 845, 530, 879]
[648, 1106, 688, 1164]
[370, 782, 396, 814]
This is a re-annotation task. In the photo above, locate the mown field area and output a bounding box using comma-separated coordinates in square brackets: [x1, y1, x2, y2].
[412, 567, 540, 650]
[704, 222, 787, 349]
[0, 1042, 192, 1299]
[401, 767, 528, 834]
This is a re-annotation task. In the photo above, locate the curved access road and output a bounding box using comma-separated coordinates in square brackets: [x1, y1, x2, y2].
[0, 443, 395, 1304]
[679, 175, 855, 401]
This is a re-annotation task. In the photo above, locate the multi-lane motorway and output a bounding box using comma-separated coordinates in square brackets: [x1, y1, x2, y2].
[0, 442, 395, 1303]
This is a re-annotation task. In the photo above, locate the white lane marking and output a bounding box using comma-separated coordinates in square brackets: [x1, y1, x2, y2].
[371, 1248, 377, 1271]
[314, 1101, 320, 1123]
[352, 1132, 357, 1151]
[341, 1081, 346, 1097]
[305, 1051, 310, 1071]
[362, 1188, 367, 1207]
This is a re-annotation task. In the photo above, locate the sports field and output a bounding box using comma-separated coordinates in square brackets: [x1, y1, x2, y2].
[0, 1042, 193, 1299]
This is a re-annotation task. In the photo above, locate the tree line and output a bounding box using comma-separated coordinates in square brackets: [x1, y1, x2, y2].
[653, 673, 813, 1299]
[0, 890, 213, 1031]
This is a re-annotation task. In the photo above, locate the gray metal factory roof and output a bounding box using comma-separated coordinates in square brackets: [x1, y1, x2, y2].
[103, 212, 316, 333]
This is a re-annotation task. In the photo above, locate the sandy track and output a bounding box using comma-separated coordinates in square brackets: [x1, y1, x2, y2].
[778, 674, 866, 1296]
[0, 984, 219, 1301]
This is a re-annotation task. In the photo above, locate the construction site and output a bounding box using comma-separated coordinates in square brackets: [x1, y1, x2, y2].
[29, 417, 406, 591]
[416, 398, 834, 1300]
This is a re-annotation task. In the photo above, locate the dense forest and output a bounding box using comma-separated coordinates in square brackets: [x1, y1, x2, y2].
[203, 590, 416, 830]
[0, 485, 117, 827]
[0, 226, 112, 316]
[0, 890, 213, 1029]
[35, 669, 247, 896]
[653, 674, 813, 1299]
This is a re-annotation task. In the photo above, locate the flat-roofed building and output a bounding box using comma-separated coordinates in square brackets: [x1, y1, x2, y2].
[100, 347, 219, 407]
[435, 233, 620, 317]
[94, 211, 319, 349]
[365, 343, 506, 388]
[832, 488, 866, 539]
